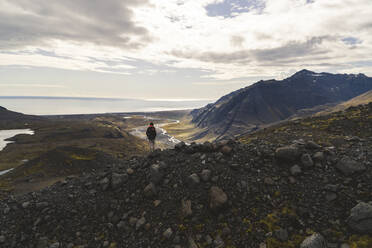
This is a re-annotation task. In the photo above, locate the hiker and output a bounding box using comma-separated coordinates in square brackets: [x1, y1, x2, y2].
[146, 122, 157, 152]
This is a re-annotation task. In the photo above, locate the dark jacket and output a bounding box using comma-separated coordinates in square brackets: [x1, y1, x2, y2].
[146, 126, 156, 140]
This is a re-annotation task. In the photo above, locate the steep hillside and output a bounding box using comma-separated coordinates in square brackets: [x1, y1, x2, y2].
[0, 103, 371, 247]
[315, 90, 372, 116]
[191, 70, 372, 140]
[0, 106, 42, 129]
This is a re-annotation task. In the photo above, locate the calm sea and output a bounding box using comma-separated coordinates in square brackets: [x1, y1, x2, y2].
[0, 96, 212, 115]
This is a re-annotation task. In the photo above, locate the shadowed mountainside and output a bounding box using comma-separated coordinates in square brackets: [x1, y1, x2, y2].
[191, 70, 372, 140]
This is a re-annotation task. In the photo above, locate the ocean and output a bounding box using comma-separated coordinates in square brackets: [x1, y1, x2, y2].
[0, 96, 212, 115]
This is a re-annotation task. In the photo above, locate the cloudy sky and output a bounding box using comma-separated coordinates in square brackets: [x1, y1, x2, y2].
[0, 0, 371, 100]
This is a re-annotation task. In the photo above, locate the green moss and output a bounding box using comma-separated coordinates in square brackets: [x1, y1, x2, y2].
[348, 235, 372, 248]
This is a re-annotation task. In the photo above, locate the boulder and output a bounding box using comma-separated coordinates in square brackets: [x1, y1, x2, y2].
[209, 186, 228, 210]
[300, 233, 327, 248]
[301, 154, 314, 167]
[313, 152, 324, 161]
[150, 164, 163, 184]
[290, 165, 302, 175]
[144, 183, 157, 198]
[335, 157, 366, 175]
[275, 145, 300, 161]
[200, 169, 212, 182]
[306, 141, 321, 149]
[187, 173, 200, 187]
[347, 202, 372, 234]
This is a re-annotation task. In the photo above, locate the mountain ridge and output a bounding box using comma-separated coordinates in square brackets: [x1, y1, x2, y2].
[191, 69, 372, 140]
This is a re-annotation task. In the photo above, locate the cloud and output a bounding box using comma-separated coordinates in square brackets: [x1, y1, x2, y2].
[1, 0, 372, 85]
[170, 36, 330, 64]
[0, 0, 151, 49]
[0, 84, 65, 88]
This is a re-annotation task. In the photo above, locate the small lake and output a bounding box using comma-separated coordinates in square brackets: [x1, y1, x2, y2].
[0, 129, 34, 152]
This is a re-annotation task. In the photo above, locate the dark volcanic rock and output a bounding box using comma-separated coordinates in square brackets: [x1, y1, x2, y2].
[335, 157, 366, 175]
[347, 202, 372, 234]
[275, 145, 300, 161]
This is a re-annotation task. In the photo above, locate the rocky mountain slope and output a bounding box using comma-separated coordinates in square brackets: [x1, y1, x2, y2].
[190, 70, 372, 140]
[0, 103, 371, 248]
[314, 90, 372, 116]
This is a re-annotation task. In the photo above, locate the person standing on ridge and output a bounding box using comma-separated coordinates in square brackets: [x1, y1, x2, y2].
[146, 122, 157, 152]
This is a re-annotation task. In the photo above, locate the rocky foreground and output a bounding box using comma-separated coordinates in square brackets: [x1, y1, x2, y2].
[0, 137, 371, 248]
[1, 104, 372, 248]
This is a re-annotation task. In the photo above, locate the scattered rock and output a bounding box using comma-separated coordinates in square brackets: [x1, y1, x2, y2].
[300, 233, 327, 248]
[200, 169, 211, 182]
[275, 145, 300, 161]
[163, 228, 173, 239]
[150, 164, 163, 184]
[313, 152, 324, 161]
[274, 228, 288, 241]
[335, 157, 366, 175]
[306, 141, 321, 149]
[126, 168, 134, 175]
[111, 173, 127, 189]
[187, 173, 200, 187]
[144, 183, 157, 198]
[209, 186, 228, 210]
[301, 154, 314, 167]
[181, 199, 192, 218]
[221, 145, 232, 155]
[153, 200, 161, 207]
[136, 216, 146, 230]
[347, 202, 372, 234]
[290, 165, 302, 175]
[100, 177, 110, 191]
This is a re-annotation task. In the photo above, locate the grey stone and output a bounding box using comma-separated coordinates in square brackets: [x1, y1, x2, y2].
[22, 201, 30, 209]
[111, 173, 128, 189]
[163, 228, 173, 239]
[301, 154, 314, 167]
[347, 202, 372, 234]
[275, 145, 300, 161]
[36, 202, 49, 209]
[340, 244, 350, 248]
[306, 141, 321, 149]
[300, 233, 327, 248]
[49, 242, 60, 248]
[150, 164, 163, 184]
[290, 165, 302, 175]
[313, 152, 324, 161]
[200, 169, 211, 182]
[100, 177, 110, 191]
[187, 173, 200, 187]
[274, 228, 288, 241]
[325, 192, 337, 201]
[144, 183, 157, 198]
[336, 157, 366, 175]
[117, 221, 126, 229]
[0, 235, 5, 243]
[209, 186, 228, 210]
[136, 216, 146, 230]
